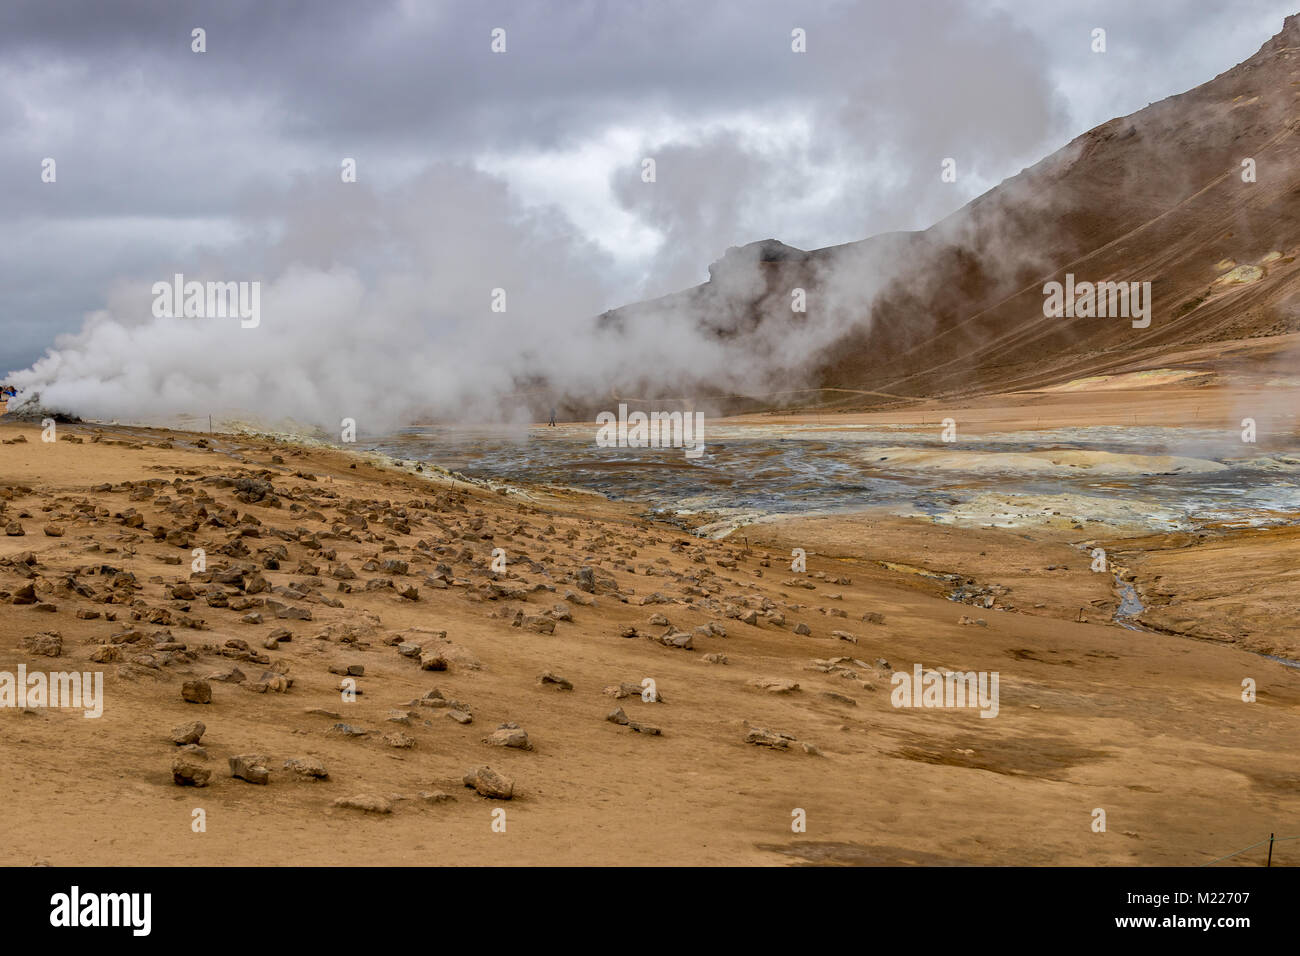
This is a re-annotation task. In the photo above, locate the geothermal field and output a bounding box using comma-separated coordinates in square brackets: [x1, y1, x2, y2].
[3, 378, 1298, 872]
[2, 3, 1299, 912]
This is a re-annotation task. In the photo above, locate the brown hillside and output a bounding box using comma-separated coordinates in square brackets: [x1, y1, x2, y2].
[597, 15, 1300, 410]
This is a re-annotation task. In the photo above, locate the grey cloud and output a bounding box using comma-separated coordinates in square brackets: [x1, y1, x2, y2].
[2, 0, 1295, 404]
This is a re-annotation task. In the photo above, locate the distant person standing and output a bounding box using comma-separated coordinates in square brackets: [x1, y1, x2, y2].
[548, 407, 556, 427]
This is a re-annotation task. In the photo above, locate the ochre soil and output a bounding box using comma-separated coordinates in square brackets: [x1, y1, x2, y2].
[1, 416, 1297, 866]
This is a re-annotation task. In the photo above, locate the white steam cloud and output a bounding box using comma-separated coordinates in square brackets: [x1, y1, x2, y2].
[7, 162, 893, 433]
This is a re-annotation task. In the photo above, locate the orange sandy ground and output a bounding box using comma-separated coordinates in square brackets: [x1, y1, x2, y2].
[0, 406, 1296, 866]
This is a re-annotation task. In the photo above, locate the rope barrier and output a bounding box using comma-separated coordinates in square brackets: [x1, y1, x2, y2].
[1201, 833, 1300, 866]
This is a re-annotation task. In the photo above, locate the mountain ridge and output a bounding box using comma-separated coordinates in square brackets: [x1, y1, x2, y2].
[591, 14, 1300, 412]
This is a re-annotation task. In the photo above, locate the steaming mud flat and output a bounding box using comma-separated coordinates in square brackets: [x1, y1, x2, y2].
[363, 422, 1300, 531]
[2, 416, 1299, 867]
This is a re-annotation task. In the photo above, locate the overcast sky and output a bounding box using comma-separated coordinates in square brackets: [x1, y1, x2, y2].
[2, 0, 1295, 378]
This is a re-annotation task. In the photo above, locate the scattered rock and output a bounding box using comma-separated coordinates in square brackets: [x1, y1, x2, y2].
[463, 766, 514, 799]
[170, 720, 206, 745]
[20, 632, 62, 657]
[229, 753, 270, 784]
[484, 723, 532, 750]
[333, 794, 392, 814]
[181, 679, 212, 704]
[283, 756, 329, 780]
[746, 677, 800, 694]
[327, 723, 368, 738]
[171, 754, 211, 787]
[606, 707, 661, 735]
[205, 666, 245, 684]
[537, 671, 573, 690]
[745, 727, 796, 750]
[419, 651, 448, 671]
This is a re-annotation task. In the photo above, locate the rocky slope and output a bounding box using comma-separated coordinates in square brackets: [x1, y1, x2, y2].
[596, 16, 1300, 410]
